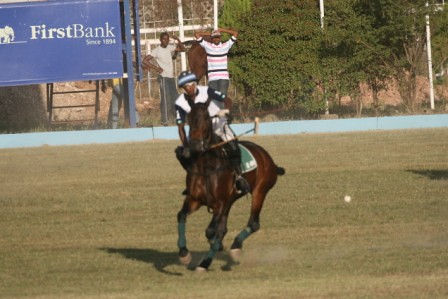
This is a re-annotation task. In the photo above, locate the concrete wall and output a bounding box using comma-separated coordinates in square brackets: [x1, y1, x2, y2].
[1, 114, 447, 149]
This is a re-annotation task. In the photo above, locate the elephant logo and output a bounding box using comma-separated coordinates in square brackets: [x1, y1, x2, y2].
[0, 26, 15, 44]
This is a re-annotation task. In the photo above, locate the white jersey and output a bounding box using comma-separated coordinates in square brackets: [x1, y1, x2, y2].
[175, 86, 234, 141]
[175, 86, 224, 123]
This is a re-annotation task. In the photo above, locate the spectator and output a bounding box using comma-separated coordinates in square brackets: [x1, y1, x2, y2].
[107, 78, 140, 129]
[194, 27, 238, 102]
[142, 32, 186, 126]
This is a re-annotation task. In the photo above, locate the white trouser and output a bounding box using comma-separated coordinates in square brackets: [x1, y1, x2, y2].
[212, 117, 234, 141]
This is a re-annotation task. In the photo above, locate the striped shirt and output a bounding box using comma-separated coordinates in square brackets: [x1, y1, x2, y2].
[198, 36, 236, 81]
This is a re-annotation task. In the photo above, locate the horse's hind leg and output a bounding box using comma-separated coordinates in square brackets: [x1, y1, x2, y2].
[230, 189, 267, 256]
[177, 197, 201, 266]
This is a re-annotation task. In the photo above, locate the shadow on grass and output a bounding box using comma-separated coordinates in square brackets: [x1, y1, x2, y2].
[407, 169, 448, 180]
[100, 247, 239, 275]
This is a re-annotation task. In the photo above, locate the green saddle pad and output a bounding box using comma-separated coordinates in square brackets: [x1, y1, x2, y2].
[239, 144, 257, 173]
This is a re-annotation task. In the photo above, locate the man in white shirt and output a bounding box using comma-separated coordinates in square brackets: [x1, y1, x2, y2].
[142, 32, 185, 126]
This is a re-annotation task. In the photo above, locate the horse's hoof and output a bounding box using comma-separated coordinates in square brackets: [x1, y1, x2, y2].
[230, 248, 242, 261]
[195, 266, 207, 273]
[179, 251, 192, 266]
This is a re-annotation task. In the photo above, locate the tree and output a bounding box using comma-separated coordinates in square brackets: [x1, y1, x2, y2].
[319, 0, 381, 116]
[232, 0, 377, 117]
[355, 0, 430, 111]
[229, 0, 448, 116]
[219, 0, 251, 29]
[231, 0, 322, 116]
[431, 3, 448, 85]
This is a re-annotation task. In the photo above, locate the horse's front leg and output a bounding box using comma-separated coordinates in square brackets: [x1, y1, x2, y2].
[205, 212, 228, 251]
[177, 197, 201, 266]
[197, 209, 229, 271]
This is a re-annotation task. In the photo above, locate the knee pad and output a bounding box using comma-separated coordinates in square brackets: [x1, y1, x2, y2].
[175, 146, 190, 168]
[175, 146, 183, 158]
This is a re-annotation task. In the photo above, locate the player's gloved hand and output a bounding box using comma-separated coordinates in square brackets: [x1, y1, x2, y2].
[217, 109, 230, 118]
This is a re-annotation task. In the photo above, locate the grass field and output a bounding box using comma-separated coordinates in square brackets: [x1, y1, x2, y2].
[1, 128, 447, 298]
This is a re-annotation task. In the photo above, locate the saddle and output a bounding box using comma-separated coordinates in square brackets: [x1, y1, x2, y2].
[239, 144, 257, 173]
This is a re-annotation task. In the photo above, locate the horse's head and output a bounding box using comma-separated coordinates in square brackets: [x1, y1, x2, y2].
[187, 41, 208, 81]
[187, 99, 213, 153]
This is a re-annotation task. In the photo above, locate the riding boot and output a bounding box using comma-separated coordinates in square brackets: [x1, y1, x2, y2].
[233, 163, 251, 194]
[225, 141, 250, 194]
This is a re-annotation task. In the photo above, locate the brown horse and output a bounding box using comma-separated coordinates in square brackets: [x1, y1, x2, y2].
[185, 37, 209, 81]
[176, 98, 285, 271]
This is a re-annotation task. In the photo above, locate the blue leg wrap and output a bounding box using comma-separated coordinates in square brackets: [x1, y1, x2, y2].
[204, 249, 217, 261]
[236, 226, 252, 242]
[201, 237, 221, 266]
[210, 237, 222, 252]
[177, 222, 187, 249]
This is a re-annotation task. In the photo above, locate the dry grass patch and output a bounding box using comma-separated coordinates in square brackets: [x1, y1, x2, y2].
[1, 129, 447, 298]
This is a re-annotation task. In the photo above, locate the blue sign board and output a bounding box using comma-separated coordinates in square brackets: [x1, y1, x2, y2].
[0, 0, 124, 86]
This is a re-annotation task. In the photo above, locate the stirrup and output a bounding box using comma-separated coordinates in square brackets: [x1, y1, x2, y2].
[235, 176, 250, 194]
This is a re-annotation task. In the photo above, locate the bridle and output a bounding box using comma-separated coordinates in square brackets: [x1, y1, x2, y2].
[187, 102, 214, 153]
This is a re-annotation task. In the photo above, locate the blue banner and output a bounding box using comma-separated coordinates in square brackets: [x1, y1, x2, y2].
[0, 0, 124, 86]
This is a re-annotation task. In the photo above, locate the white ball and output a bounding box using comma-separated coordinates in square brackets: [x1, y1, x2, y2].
[344, 195, 351, 203]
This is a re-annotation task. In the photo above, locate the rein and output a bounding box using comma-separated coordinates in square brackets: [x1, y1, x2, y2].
[186, 126, 228, 177]
[185, 163, 227, 177]
[209, 127, 255, 150]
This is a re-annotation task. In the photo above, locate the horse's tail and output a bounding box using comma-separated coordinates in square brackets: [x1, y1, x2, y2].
[276, 166, 286, 176]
